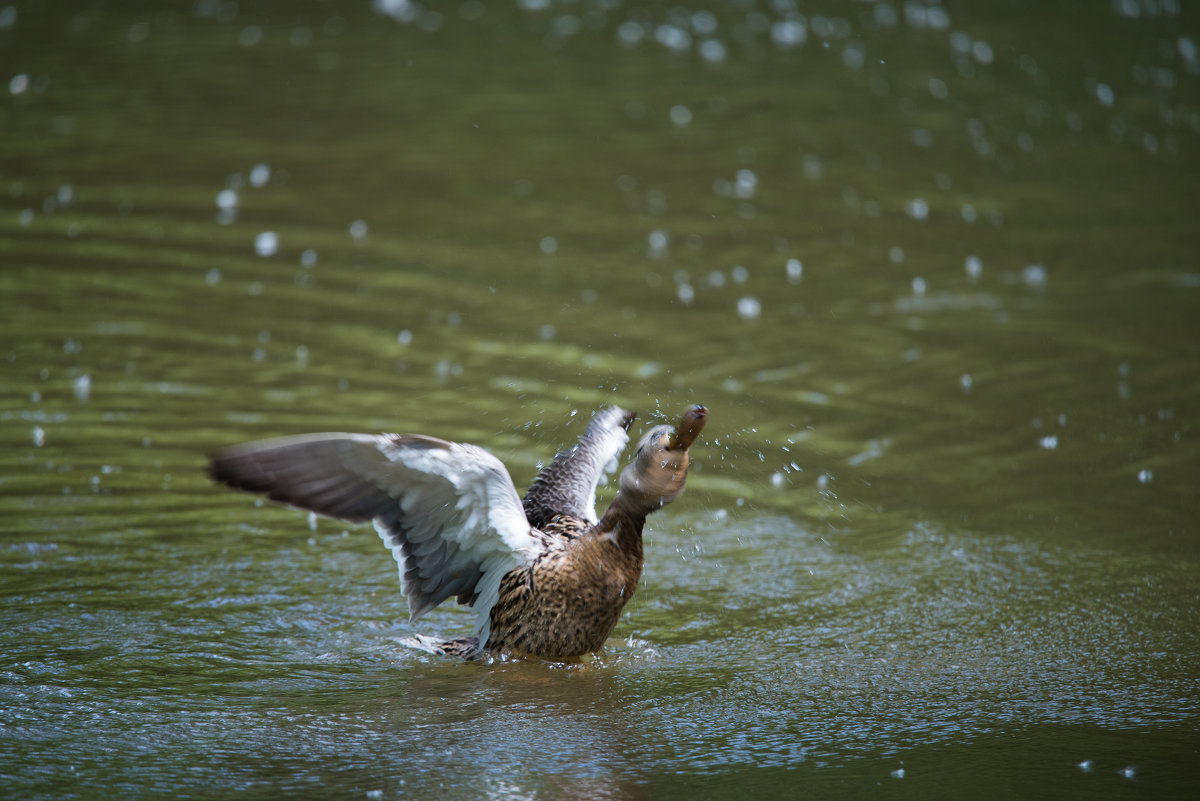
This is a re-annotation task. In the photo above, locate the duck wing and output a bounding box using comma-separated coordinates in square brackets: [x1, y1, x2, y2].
[522, 406, 636, 527]
[208, 432, 539, 647]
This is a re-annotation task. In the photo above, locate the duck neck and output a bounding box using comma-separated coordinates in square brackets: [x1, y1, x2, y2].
[591, 498, 648, 562]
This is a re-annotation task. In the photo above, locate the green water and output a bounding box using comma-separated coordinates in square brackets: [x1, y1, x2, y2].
[3, 1, 1198, 798]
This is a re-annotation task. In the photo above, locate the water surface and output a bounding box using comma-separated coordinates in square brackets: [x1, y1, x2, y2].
[2, 1, 1198, 798]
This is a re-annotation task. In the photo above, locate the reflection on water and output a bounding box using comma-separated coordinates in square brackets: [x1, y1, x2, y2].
[2, 1, 1199, 799]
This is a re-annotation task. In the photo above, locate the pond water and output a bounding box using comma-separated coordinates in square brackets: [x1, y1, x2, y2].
[3, 1, 1199, 798]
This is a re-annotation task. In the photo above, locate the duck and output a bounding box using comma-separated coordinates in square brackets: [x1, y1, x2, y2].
[207, 403, 707, 661]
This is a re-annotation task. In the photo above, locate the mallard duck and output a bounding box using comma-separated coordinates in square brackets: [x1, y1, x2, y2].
[207, 404, 706, 660]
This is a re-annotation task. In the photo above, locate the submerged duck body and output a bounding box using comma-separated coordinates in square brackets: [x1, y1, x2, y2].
[208, 404, 706, 660]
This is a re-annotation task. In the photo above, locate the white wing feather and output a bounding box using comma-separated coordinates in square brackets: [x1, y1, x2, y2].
[208, 432, 538, 647]
[370, 438, 538, 646]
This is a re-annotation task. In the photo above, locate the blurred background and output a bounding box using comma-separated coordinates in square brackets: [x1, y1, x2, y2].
[2, 1, 1198, 799]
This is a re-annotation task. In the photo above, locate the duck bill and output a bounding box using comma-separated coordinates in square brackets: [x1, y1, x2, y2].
[667, 405, 707, 451]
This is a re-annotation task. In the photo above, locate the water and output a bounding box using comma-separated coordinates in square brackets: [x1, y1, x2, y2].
[3, 1, 1199, 798]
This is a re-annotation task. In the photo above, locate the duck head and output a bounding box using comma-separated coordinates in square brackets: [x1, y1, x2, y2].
[617, 404, 707, 515]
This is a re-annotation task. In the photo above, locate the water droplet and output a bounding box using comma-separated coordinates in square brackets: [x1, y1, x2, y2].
[737, 296, 761, 320]
[1022, 264, 1047, 289]
[32, 426, 45, 447]
[646, 188, 667, 215]
[72, 374, 91, 401]
[905, 197, 929, 220]
[786, 258, 803, 283]
[254, 231, 278, 257]
[1137, 469, 1153, 484]
[965, 255, 983, 281]
[616, 20, 644, 47]
[349, 219, 368, 241]
[539, 236, 558, 254]
[771, 19, 807, 48]
[960, 373, 973, 393]
[377, 0, 426, 20]
[1039, 435, 1058, 450]
[1179, 35, 1199, 71]
[691, 10, 718, 35]
[669, 105, 692, 127]
[647, 229, 669, 259]
[434, 359, 463, 381]
[734, 169, 757, 199]
[240, 25, 263, 47]
[971, 40, 994, 65]
[802, 154, 823, 180]
[699, 39, 726, 63]
[891, 768, 906, 779]
[654, 24, 691, 53]
[249, 163, 270, 187]
[216, 189, 238, 210]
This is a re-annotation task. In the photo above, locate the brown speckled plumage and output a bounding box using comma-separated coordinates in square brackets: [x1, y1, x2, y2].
[485, 506, 645, 659]
[208, 404, 706, 661]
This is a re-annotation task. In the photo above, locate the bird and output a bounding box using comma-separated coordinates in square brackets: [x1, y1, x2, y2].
[207, 404, 707, 661]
